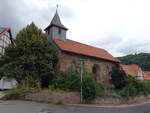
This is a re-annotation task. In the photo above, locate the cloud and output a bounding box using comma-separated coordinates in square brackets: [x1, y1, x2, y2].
[64, 0, 150, 56]
[90, 35, 150, 56]
[0, 0, 150, 56]
[0, 0, 25, 37]
[117, 40, 150, 55]
[0, 0, 74, 37]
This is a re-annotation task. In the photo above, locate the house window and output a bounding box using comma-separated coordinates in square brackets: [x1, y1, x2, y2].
[58, 28, 61, 34]
[47, 29, 50, 35]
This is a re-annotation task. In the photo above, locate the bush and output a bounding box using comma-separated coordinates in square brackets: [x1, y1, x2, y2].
[120, 75, 150, 97]
[126, 74, 137, 84]
[119, 83, 138, 97]
[2, 88, 36, 100]
[55, 100, 64, 105]
[82, 74, 104, 100]
[39, 89, 69, 94]
[52, 70, 104, 101]
[52, 71, 81, 91]
[94, 82, 105, 97]
[111, 65, 126, 89]
[138, 81, 150, 95]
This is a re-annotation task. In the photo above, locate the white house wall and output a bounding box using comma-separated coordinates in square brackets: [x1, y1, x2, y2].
[137, 68, 144, 80]
[0, 31, 12, 56]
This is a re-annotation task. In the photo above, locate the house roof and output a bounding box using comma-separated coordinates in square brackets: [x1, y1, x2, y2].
[0, 27, 13, 43]
[0, 27, 12, 38]
[53, 39, 120, 63]
[120, 64, 140, 76]
[144, 71, 150, 80]
[44, 11, 68, 31]
[0, 28, 8, 36]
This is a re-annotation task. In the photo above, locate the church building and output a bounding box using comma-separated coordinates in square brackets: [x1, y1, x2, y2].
[44, 11, 120, 88]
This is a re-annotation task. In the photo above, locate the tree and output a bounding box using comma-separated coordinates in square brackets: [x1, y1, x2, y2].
[110, 65, 126, 89]
[0, 22, 56, 87]
[118, 53, 150, 71]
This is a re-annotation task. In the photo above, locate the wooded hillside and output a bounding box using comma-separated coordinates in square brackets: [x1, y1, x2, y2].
[118, 53, 150, 71]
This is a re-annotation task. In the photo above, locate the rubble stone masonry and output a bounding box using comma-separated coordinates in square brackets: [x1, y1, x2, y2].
[55, 50, 118, 88]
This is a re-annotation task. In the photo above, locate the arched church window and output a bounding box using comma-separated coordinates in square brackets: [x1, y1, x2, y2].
[92, 66, 97, 74]
[92, 64, 99, 80]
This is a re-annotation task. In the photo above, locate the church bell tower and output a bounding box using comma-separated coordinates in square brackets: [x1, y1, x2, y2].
[44, 11, 68, 41]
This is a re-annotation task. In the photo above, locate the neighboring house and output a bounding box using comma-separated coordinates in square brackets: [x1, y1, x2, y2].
[0, 27, 13, 56]
[0, 28, 17, 89]
[0, 77, 17, 90]
[144, 71, 150, 80]
[44, 11, 120, 88]
[120, 64, 144, 80]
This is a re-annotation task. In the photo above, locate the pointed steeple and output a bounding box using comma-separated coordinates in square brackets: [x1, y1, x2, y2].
[44, 10, 68, 41]
[44, 11, 68, 31]
[50, 11, 67, 30]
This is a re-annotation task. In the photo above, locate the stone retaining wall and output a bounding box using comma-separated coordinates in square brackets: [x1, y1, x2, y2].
[92, 96, 149, 105]
[26, 92, 149, 105]
[25, 92, 81, 104]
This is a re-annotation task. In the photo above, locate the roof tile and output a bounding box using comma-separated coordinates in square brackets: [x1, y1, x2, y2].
[144, 71, 150, 80]
[54, 39, 120, 62]
[120, 64, 140, 76]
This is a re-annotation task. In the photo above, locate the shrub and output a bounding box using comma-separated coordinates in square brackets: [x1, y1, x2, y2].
[94, 82, 104, 97]
[138, 81, 150, 96]
[119, 83, 138, 97]
[2, 88, 36, 100]
[120, 75, 150, 97]
[103, 90, 120, 98]
[39, 89, 69, 94]
[82, 74, 104, 101]
[52, 70, 104, 101]
[126, 74, 137, 83]
[111, 65, 126, 89]
[52, 71, 81, 91]
[55, 100, 64, 105]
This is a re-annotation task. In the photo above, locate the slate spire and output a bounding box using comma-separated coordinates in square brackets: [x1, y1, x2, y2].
[45, 11, 68, 31]
[44, 10, 68, 41]
[50, 11, 67, 30]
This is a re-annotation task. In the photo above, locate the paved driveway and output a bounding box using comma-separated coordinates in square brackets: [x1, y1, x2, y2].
[0, 100, 150, 113]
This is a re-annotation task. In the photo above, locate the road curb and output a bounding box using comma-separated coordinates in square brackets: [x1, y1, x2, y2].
[67, 100, 150, 108]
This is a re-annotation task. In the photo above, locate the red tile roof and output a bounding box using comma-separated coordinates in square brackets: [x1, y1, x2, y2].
[144, 71, 150, 80]
[0, 28, 13, 45]
[0, 28, 12, 38]
[120, 64, 140, 76]
[53, 39, 120, 62]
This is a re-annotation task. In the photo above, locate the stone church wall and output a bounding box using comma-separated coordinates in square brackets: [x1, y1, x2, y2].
[55, 50, 118, 88]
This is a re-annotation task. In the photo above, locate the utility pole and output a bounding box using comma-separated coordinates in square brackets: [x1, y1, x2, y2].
[80, 60, 83, 104]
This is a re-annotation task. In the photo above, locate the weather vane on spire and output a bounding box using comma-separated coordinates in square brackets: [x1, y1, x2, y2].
[56, 4, 59, 11]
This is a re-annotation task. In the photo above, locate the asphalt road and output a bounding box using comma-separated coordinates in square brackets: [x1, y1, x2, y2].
[0, 101, 150, 113]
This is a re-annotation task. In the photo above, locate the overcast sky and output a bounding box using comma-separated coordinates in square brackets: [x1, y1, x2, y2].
[0, 0, 150, 57]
